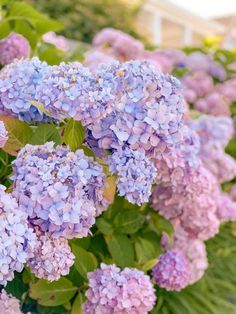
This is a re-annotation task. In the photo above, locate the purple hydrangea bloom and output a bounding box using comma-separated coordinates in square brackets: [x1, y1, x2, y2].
[0, 185, 36, 285]
[0, 290, 22, 314]
[12, 142, 108, 238]
[0, 32, 30, 66]
[152, 250, 189, 291]
[0, 57, 52, 123]
[83, 263, 156, 314]
[89, 60, 185, 155]
[28, 228, 74, 281]
[0, 121, 8, 148]
[36, 62, 107, 125]
[108, 147, 157, 204]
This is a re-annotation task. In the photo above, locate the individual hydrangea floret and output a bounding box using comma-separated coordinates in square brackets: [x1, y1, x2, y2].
[0, 185, 36, 285]
[0, 32, 30, 66]
[0, 57, 51, 122]
[89, 60, 185, 154]
[108, 147, 157, 204]
[0, 121, 8, 148]
[12, 142, 108, 238]
[36, 62, 107, 125]
[152, 250, 189, 291]
[0, 290, 22, 314]
[28, 228, 74, 281]
[83, 263, 156, 314]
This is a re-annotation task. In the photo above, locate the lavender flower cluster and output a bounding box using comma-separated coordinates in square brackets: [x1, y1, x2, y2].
[190, 115, 236, 183]
[152, 250, 189, 291]
[0, 185, 35, 285]
[0, 57, 51, 123]
[83, 263, 156, 314]
[12, 142, 108, 238]
[108, 147, 157, 204]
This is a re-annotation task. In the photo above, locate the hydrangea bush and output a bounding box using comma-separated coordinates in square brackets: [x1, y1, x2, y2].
[0, 4, 236, 314]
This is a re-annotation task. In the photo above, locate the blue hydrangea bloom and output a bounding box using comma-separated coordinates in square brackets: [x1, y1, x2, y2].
[108, 147, 157, 204]
[0, 57, 52, 123]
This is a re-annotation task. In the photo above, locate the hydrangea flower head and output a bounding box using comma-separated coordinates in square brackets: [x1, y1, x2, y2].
[12, 142, 108, 238]
[0, 290, 22, 314]
[152, 250, 189, 291]
[36, 62, 107, 125]
[0, 32, 30, 65]
[0, 185, 36, 285]
[0, 121, 8, 148]
[83, 263, 156, 314]
[0, 57, 51, 122]
[89, 60, 185, 154]
[108, 147, 157, 204]
[93, 28, 144, 60]
[173, 226, 208, 285]
[216, 193, 236, 222]
[28, 228, 74, 281]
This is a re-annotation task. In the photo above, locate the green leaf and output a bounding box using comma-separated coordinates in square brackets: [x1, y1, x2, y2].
[64, 119, 85, 151]
[72, 245, 98, 279]
[96, 217, 114, 235]
[142, 258, 158, 272]
[30, 278, 77, 306]
[9, 2, 63, 35]
[149, 212, 174, 236]
[30, 124, 61, 146]
[0, 115, 33, 156]
[38, 44, 63, 65]
[80, 145, 95, 157]
[135, 232, 161, 264]
[106, 233, 134, 267]
[29, 100, 54, 118]
[0, 21, 11, 39]
[71, 293, 84, 314]
[226, 138, 236, 159]
[114, 209, 145, 234]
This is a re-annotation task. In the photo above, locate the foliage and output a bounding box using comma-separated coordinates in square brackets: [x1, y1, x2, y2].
[26, 0, 142, 43]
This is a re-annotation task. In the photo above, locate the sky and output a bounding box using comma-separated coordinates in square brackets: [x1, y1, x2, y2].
[170, 0, 236, 19]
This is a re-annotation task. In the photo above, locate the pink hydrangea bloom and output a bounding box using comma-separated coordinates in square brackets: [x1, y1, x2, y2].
[28, 228, 74, 281]
[173, 227, 208, 285]
[83, 263, 156, 313]
[43, 31, 69, 51]
[93, 28, 144, 60]
[0, 32, 30, 65]
[0, 290, 22, 314]
[216, 193, 236, 222]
